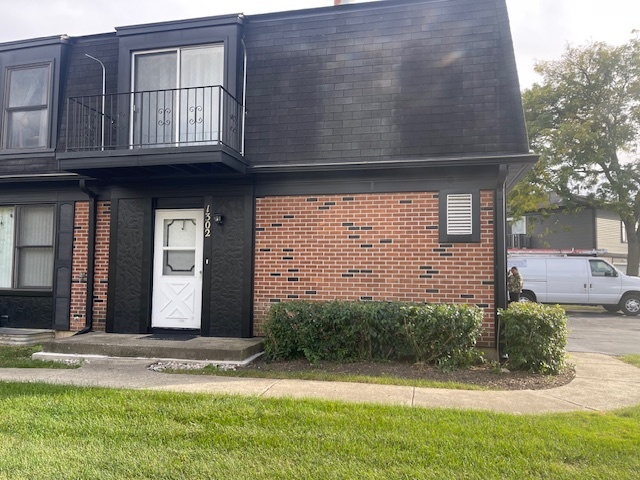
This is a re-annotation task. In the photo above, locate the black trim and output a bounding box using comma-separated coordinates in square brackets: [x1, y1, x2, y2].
[0, 289, 51, 297]
[77, 180, 97, 334]
[105, 196, 119, 333]
[438, 190, 481, 244]
[52, 201, 73, 330]
[242, 190, 255, 337]
[255, 165, 500, 197]
[495, 164, 508, 353]
[201, 195, 213, 336]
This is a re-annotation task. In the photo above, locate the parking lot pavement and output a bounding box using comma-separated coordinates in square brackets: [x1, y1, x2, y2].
[566, 309, 640, 355]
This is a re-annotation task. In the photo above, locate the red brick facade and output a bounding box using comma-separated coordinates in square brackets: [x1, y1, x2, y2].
[254, 191, 496, 346]
[70, 201, 111, 332]
[70, 202, 88, 331]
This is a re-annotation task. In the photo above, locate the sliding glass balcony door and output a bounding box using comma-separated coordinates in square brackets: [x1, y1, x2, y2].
[131, 45, 224, 148]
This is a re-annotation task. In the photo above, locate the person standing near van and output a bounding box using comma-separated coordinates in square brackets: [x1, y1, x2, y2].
[507, 266, 524, 303]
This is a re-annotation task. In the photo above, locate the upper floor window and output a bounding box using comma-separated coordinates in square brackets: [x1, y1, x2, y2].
[2, 63, 51, 150]
[132, 45, 224, 147]
[0, 204, 55, 289]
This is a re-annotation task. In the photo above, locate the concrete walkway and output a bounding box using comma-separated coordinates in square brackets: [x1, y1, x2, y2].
[1, 352, 639, 414]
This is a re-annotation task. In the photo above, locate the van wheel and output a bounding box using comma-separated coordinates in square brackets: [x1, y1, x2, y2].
[621, 294, 640, 316]
[603, 304, 620, 313]
[520, 291, 536, 303]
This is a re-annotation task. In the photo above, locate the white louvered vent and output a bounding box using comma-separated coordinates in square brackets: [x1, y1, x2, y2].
[446, 194, 473, 235]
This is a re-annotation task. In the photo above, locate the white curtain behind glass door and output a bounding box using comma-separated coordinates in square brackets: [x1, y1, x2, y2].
[133, 51, 177, 147]
[179, 45, 224, 145]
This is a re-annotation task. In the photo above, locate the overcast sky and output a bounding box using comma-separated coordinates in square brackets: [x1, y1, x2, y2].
[0, 0, 638, 90]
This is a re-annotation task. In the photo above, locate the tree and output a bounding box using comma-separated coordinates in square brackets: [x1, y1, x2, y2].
[514, 34, 640, 275]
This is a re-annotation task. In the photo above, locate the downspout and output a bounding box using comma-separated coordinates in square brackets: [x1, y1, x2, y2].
[240, 35, 247, 156]
[78, 180, 97, 334]
[85, 54, 106, 150]
[495, 164, 509, 357]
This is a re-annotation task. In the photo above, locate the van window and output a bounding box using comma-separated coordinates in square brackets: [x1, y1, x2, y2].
[589, 260, 616, 277]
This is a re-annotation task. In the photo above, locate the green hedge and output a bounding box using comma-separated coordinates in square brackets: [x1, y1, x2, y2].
[498, 302, 568, 374]
[263, 300, 484, 368]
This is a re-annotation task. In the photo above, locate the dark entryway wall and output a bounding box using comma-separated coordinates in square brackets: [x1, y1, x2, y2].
[105, 182, 254, 337]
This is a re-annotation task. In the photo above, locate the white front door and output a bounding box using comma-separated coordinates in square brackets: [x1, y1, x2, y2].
[152, 209, 203, 329]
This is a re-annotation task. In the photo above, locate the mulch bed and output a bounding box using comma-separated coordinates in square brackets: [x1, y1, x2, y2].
[239, 357, 576, 390]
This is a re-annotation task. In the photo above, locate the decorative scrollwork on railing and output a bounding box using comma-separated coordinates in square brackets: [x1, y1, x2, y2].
[228, 113, 238, 134]
[188, 118, 204, 125]
[157, 107, 172, 126]
[189, 105, 203, 113]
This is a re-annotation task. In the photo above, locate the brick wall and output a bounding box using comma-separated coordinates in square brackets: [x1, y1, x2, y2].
[70, 202, 88, 331]
[70, 200, 111, 332]
[254, 191, 496, 346]
[93, 201, 111, 331]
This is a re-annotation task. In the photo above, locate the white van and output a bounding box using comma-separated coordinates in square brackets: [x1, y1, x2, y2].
[507, 256, 640, 316]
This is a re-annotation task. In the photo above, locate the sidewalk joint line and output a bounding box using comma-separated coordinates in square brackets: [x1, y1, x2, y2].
[259, 379, 283, 397]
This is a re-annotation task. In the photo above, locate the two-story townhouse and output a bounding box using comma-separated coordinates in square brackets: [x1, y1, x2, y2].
[0, 0, 537, 353]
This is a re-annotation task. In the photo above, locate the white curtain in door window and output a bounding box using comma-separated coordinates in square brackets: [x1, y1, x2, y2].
[179, 45, 224, 145]
[17, 206, 54, 288]
[0, 207, 15, 288]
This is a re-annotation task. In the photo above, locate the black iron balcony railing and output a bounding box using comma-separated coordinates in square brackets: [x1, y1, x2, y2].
[507, 233, 532, 248]
[65, 85, 243, 153]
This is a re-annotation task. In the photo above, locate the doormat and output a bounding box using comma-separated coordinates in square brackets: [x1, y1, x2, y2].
[141, 334, 198, 341]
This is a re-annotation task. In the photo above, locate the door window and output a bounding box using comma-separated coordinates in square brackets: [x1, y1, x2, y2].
[162, 218, 196, 276]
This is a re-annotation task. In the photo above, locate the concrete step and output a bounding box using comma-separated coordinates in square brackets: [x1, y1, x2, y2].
[39, 332, 264, 363]
[0, 328, 56, 346]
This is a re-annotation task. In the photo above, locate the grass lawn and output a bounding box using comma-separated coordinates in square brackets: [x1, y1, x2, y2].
[0, 382, 638, 479]
[162, 364, 489, 390]
[0, 345, 79, 369]
[622, 354, 640, 367]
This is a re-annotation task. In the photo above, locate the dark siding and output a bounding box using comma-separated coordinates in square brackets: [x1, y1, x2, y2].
[0, 38, 70, 175]
[0, 296, 53, 329]
[108, 197, 150, 333]
[528, 209, 596, 250]
[207, 195, 252, 337]
[52, 202, 75, 330]
[58, 34, 119, 152]
[244, 0, 527, 166]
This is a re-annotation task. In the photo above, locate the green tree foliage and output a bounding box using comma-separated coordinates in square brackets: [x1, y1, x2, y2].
[513, 34, 640, 275]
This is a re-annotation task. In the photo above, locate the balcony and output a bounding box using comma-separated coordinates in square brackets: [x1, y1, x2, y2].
[59, 85, 247, 178]
[507, 233, 532, 249]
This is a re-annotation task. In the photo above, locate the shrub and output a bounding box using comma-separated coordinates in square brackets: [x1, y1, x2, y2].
[263, 300, 484, 369]
[401, 303, 484, 370]
[498, 302, 568, 374]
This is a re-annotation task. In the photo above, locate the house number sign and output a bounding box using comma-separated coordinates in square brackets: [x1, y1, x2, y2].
[204, 205, 212, 238]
